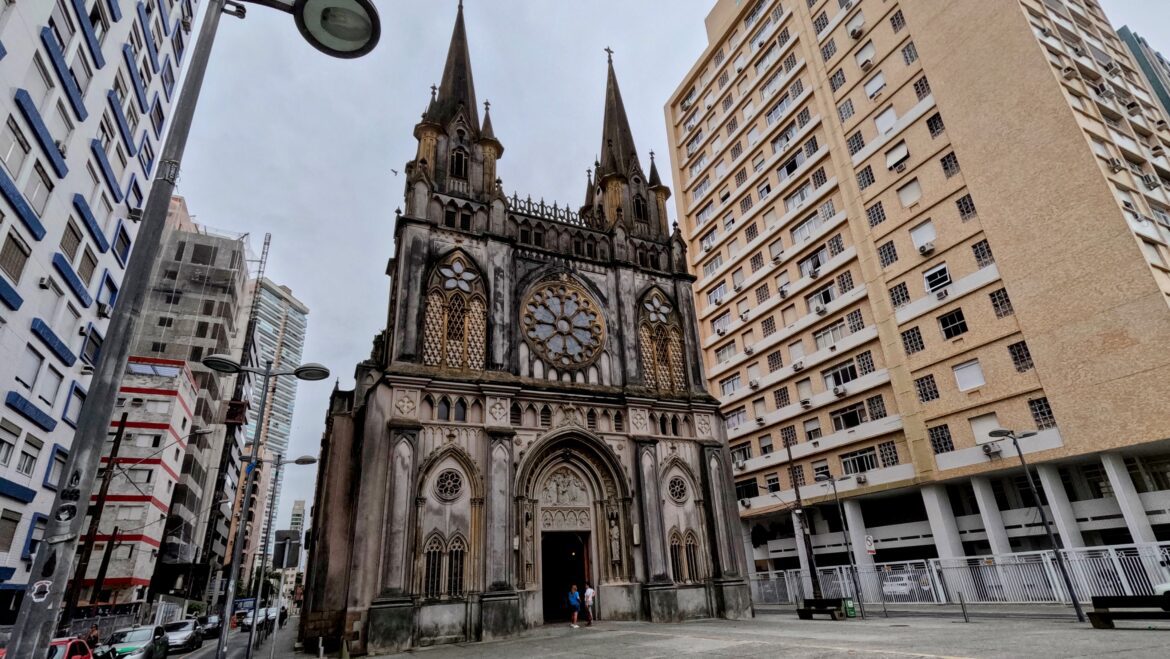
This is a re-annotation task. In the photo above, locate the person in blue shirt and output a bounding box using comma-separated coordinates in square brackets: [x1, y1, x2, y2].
[568, 584, 581, 628]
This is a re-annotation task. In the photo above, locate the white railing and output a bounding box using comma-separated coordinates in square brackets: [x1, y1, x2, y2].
[748, 542, 1170, 605]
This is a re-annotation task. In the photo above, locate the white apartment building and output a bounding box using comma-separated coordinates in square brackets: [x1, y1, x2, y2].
[0, 0, 201, 622]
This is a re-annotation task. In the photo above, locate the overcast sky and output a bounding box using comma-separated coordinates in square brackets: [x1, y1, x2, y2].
[175, 1, 1169, 541]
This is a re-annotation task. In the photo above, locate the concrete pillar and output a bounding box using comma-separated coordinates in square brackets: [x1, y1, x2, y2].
[971, 476, 1012, 555]
[843, 498, 879, 601]
[1100, 453, 1156, 544]
[921, 485, 964, 559]
[792, 510, 814, 598]
[741, 519, 757, 575]
[1036, 464, 1084, 548]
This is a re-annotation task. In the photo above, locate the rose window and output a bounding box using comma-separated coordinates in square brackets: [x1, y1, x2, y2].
[521, 282, 606, 369]
[434, 469, 464, 502]
[668, 476, 688, 503]
[644, 295, 672, 324]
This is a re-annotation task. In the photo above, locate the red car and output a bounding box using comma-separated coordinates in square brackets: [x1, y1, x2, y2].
[0, 637, 93, 658]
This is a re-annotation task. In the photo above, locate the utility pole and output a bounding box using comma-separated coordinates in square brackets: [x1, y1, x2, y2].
[786, 442, 822, 598]
[60, 413, 130, 633]
[90, 526, 120, 606]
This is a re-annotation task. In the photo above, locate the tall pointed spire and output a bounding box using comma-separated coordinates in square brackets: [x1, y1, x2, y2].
[597, 49, 640, 180]
[432, 2, 480, 132]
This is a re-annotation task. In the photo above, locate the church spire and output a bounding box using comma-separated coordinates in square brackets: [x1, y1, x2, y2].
[597, 49, 641, 181]
[430, 1, 480, 132]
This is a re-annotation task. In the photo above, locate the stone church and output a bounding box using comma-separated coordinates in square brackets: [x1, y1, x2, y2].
[300, 4, 751, 653]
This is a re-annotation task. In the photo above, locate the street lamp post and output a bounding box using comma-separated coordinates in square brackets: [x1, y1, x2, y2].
[989, 429, 1086, 623]
[786, 442, 822, 598]
[202, 355, 327, 659]
[816, 474, 866, 619]
[7, 2, 376, 655]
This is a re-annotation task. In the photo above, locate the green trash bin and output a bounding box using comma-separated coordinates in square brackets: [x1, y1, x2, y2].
[842, 598, 857, 618]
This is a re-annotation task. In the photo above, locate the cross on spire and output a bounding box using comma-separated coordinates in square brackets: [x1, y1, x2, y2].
[484, 100, 490, 112]
[604, 46, 614, 62]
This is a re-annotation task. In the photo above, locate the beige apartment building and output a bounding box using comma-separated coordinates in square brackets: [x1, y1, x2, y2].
[667, 0, 1170, 602]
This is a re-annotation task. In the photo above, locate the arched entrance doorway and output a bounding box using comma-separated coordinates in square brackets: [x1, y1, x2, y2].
[515, 429, 632, 624]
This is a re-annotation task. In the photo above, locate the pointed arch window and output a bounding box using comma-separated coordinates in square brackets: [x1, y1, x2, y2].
[450, 148, 468, 179]
[633, 195, 648, 222]
[539, 405, 552, 428]
[669, 532, 684, 582]
[454, 398, 467, 422]
[684, 532, 703, 581]
[423, 253, 488, 370]
[447, 536, 467, 597]
[510, 402, 522, 426]
[423, 535, 445, 598]
[437, 397, 451, 421]
[638, 290, 688, 393]
[614, 411, 624, 432]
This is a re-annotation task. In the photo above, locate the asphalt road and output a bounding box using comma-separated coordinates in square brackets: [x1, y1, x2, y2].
[172, 619, 295, 659]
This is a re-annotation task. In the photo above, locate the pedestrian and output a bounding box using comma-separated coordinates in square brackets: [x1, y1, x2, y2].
[583, 581, 595, 626]
[567, 584, 581, 628]
[279, 606, 288, 629]
[86, 623, 101, 647]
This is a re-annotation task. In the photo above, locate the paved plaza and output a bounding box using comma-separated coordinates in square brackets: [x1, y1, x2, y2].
[366, 612, 1170, 658]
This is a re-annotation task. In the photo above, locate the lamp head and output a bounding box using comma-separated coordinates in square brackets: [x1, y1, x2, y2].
[988, 429, 1014, 438]
[1018, 431, 1038, 438]
[191, 427, 213, 436]
[293, 0, 381, 59]
[292, 455, 319, 466]
[202, 354, 242, 374]
[815, 473, 832, 482]
[293, 363, 331, 381]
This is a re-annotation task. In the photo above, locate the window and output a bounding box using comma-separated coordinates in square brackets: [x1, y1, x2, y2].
[890, 282, 911, 308]
[865, 202, 886, 228]
[928, 425, 954, 454]
[755, 284, 769, 304]
[940, 152, 960, 178]
[25, 162, 54, 215]
[875, 107, 898, 134]
[64, 387, 85, 425]
[16, 346, 43, 390]
[901, 327, 925, 354]
[720, 374, 741, 397]
[866, 393, 886, 419]
[761, 317, 777, 336]
[707, 283, 727, 306]
[735, 479, 760, 500]
[0, 510, 20, 553]
[0, 116, 31, 177]
[846, 131, 865, 155]
[813, 11, 830, 32]
[914, 76, 932, 100]
[1029, 397, 1057, 429]
[902, 42, 919, 64]
[17, 439, 40, 476]
[923, 264, 951, 293]
[909, 222, 936, 252]
[878, 440, 899, 467]
[812, 459, 830, 481]
[856, 41, 876, 68]
[725, 407, 747, 431]
[927, 113, 946, 137]
[864, 73, 887, 99]
[938, 309, 968, 339]
[989, 287, 1014, 318]
[846, 308, 865, 332]
[838, 99, 855, 123]
[914, 374, 939, 402]
[840, 447, 878, 474]
[77, 248, 98, 285]
[780, 425, 797, 448]
[972, 239, 994, 267]
[897, 180, 923, 208]
[877, 241, 898, 267]
[37, 367, 63, 407]
[804, 418, 822, 441]
[1008, 341, 1034, 372]
[821, 39, 837, 62]
[822, 360, 858, 388]
[774, 387, 791, 409]
[0, 231, 32, 283]
[767, 351, 783, 372]
[953, 360, 985, 391]
[82, 327, 103, 364]
[838, 271, 854, 293]
[750, 252, 765, 272]
[712, 312, 731, 334]
[885, 141, 910, 170]
[857, 166, 875, 190]
[829, 69, 846, 92]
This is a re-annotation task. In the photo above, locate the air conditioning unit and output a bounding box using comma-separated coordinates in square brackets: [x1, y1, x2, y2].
[703, 244, 712, 253]
[54, 139, 67, 156]
[1152, 145, 1166, 157]
[759, 40, 767, 48]
[935, 288, 949, 301]
[833, 386, 846, 397]
[77, 325, 88, 336]
[714, 297, 724, 305]
[1040, 27, 1052, 37]
[1105, 61, 1121, 76]
[779, 287, 789, 298]
[97, 303, 112, 319]
[1109, 158, 1125, 173]
[739, 498, 752, 508]
[815, 304, 827, 316]
[1157, 119, 1168, 131]
[894, 162, 907, 173]
[860, 59, 873, 72]
[182, 17, 192, 33]
[37, 277, 51, 290]
[734, 282, 743, 291]
[734, 460, 746, 471]
[749, 379, 760, 389]
[128, 208, 144, 222]
[131, 398, 145, 406]
[744, 346, 755, 355]
[756, 416, 766, 425]
[1073, 46, 1086, 57]
[855, 473, 868, 484]
[799, 398, 812, 409]
[1061, 66, 1077, 80]
[809, 267, 820, 279]
[918, 242, 935, 256]
[1126, 101, 1141, 116]
[772, 254, 783, 264]
[1142, 174, 1159, 190]
[736, 66, 743, 74]
[849, 28, 863, 40]
[716, 327, 727, 336]
[792, 361, 804, 371]
[740, 311, 750, 321]
[706, 102, 713, 110]
[982, 443, 1002, 456]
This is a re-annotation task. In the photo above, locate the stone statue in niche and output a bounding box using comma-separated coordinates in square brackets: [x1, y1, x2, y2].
[540, 468, 585, 506]
[608, 518, 621, 564]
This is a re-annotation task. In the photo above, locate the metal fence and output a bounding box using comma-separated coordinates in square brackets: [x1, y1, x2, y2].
[749, 542, 1170, 606]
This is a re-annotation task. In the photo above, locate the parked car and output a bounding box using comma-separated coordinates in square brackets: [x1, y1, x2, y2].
[881, 573, 930, 598]
[239, 608, 274, 633]
[0, 637, 93, 658]
[197, 614, 223, 638]
[92, 625, 168, 658]
[163, 619, 203, 652]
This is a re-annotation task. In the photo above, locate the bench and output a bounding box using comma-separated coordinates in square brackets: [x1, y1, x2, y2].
[1088, 595, 1170, 629]
[796, 597, 845, 620]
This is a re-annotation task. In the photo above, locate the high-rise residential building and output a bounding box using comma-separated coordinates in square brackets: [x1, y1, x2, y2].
[1118, 26, 1170, 119]
[289, 499, 305, 536]
[245, 278, 308, 553]
[0, 1, 201, 620]
[126, 195, 251, 603]
[78, 357, 197, 608]
[667, 0, 1170, 591]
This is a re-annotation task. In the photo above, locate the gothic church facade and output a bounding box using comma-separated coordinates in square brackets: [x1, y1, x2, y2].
[301, 5, 751, 653]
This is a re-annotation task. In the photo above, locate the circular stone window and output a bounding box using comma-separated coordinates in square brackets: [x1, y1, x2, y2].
[520, 281, 606, 370]
[434, 469, 464, 502]
[667, 476, 688, 503]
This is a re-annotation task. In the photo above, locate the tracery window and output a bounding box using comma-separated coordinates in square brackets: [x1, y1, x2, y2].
[423, 535, 445, 598]
[423, 253, 487, 370]
[447, 536, 466, 597]
[420, 532, 469, 599]
[520, 279, 607, 370]
[684, 532, 703, 581]
[670, 533, 684, 582]
[450, 148, 468, 179]
[638, 289, 687, 392]
[668, 530, 704, 583]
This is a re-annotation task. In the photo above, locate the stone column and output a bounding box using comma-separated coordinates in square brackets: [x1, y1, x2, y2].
[971, 476, 1012, 555]
[1036, 465, 1084, 548]
[1100, 453, 1156, 544]
[484, 432, 514, 589]
[367, 425, 418, 656]
[635, 440, 669, 581]
[792, 510, 814, 599]
[920, 485, 964, 559]
[843, 499, 877, 601]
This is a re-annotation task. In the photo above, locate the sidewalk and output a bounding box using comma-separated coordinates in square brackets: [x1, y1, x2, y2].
[755, 601, 1083, 619]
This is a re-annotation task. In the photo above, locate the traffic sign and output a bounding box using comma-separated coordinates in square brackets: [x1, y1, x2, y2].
[233, 597, 256, 613]
[864, 534, 876, 555]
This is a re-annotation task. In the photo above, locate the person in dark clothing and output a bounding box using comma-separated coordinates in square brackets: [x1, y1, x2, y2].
[279, 606, 288, 629]
[568, 585, 581, 628]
